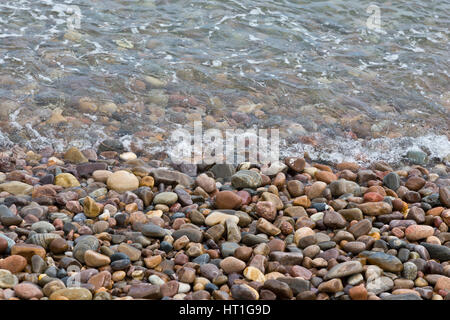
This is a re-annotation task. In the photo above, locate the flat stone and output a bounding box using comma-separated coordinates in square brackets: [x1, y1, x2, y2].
[172, 228, 203, 243]
[359, 251, 403, 273]
[0, 181, 33, 195]
[205, 211, 239, 226]
[141, 223, 167, 238]
[231, 170, 262, 189]
[357, 202, 392, 216]
[200, 263, 221, 281]
[286, 180, 304, 197]
[0, 255, 27, 273]
[98, 139, 124, 153]
[153, 192, 178, 205]
[420, 242, 450, 261]
[343, 241, 366, 254]
[402, 261, 418, 280]
[151, 168, 194, 188]
[42, 279, 65, 297]
[88, 271, 111, 290]
[405, 225, 434, 241]
[110, 258, 131, 270]
[269, 252, 303, 265]
[256, 201, 277, 221]
[324, 261, 364, 280]
[14, 282, 43, 300]
[382, 293, 422, 300]
[11, 243, 46, 263]
[50, 288, 92, 300]
[349, 284, 368, 300]
[241, 234, 269, 246]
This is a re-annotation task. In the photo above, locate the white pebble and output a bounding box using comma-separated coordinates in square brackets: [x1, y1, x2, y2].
[148, 275, 164, 286]
[173, 293, 186, 300]
[178, 282, 191, 293]
[98, 209, 110, 221]
[120, 152, 137, 161]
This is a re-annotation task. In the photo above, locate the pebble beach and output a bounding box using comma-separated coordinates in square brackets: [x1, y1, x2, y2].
[1, 0, 450, 303]
[0, 142, 449, 300]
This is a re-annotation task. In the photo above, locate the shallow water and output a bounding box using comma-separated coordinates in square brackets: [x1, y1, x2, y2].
[0, 0, 449, 164]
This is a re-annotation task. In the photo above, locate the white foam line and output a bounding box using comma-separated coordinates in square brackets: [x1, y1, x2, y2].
[280, 134, 450, 165]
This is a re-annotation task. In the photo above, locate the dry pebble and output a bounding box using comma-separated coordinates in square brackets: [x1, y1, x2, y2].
[0, 146, 448, 301]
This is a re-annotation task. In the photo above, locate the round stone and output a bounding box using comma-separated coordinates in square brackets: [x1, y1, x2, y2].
[14, 282, 44, 300]
[0, 255, 27, 273]
[49, 238, 68, 254]
[360, 251, 403, 273]
[111, 258, 131, 270]
[31, 221, 55, 233]
[402, 262, 418, 280]
[50, 287, 93, 300]
[405, 225, 434, 241]
[215, 191, 242, 209]
[383, 172, 400, 191]
[153, 192, 178, 205]
[141, 223, 167, 238]
[205, 212, 239, 226]
[84, 250, 111, 267]
[0, 269, 19, 288]
[106, 170, 139, 193]
[42, 280, 66, 297]
[220, 257, 246, 274]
